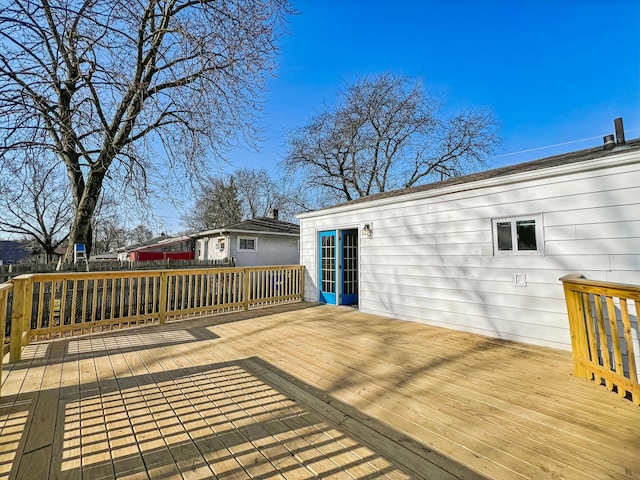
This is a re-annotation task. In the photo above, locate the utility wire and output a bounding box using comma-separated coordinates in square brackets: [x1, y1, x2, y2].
[496, 127, 640, 158]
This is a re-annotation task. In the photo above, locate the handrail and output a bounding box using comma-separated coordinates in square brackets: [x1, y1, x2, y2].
[560, 274, 640, 405]
[5, 265, 304, 364]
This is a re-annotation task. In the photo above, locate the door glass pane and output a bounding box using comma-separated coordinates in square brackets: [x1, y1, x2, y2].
[321, 235, 335, 293]
[496, 222, 512, 251]
[516, 220, 537, 250]
[342, 231, 358, 295]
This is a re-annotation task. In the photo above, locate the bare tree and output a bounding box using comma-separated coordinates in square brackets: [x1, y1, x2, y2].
[92, 217, 128, 254]
[181, 177, 242, 231]
[91, 195, 129, 254]
[283, 73, 500, 204]
[0, 149, 71, 262]
[0, 0, 293, 262]
[234, 167, 299, 220]
[127, 224, 155, 245]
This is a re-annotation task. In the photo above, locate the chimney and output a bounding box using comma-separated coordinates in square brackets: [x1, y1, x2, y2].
[270, 209, 279, 220]
[603, 134, 615, 150]
[614, 117, 626, 146]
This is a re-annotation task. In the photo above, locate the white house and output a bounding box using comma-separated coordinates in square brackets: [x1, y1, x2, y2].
[298, 124, 640, 351]
[193, 215, 300, 267]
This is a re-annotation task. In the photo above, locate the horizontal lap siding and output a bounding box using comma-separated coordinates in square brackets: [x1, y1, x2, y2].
[300, 158, 640, 350]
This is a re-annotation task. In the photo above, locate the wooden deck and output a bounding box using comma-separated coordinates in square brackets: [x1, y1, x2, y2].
[0, 303, 638, 479]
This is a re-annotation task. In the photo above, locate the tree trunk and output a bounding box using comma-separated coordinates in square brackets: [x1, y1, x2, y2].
[63, 170, 104, 263]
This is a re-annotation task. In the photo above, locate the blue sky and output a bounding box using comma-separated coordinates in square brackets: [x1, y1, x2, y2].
[160, 0, 640, 231]
[234, 0, 639, 163]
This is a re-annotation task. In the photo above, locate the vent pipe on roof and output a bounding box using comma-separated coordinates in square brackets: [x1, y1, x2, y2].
[269, 209, 279, 220]
[603, 134, 615, 150]
[614, 117, 626, 145]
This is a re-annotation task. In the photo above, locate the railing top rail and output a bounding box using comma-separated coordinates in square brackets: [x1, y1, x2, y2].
[245, 265, 302, 272]
[560, 273, 640, 300]
[0, 282, 12, 292]
[9, 270, 163, 282]
[7, 264, 304, 283]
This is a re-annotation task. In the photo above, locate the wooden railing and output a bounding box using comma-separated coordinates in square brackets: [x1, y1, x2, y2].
[5, 265, 304, 364]
[560, 274, 640, 405]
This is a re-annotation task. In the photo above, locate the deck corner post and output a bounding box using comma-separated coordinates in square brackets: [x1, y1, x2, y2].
[560, 274, 591, 379]
[243, 268, 250, 311]
[159, 271, 168, 324]
[9, 277, 29, 363]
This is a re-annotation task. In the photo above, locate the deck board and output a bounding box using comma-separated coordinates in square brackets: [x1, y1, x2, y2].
[1, 302, 639, 479]
[243, 318, 631, 477]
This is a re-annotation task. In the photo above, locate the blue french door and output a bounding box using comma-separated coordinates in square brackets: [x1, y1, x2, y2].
[340, 229, 358, 305]
[319, 229, 358, 305]
[319, 231, 337, 304]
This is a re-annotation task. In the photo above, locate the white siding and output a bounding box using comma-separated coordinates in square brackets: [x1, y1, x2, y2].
[299, 152, 640, 351]
[231, 234, 299, 267]
[195, 236, 228, 261]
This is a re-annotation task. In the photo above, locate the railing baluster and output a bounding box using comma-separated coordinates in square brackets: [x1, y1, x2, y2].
[593, 295, 613, 390]
[70, 280, 78, 331]
[159, 272, 168, 324]
[36, 282, 44, 332]
[48, 280, 56, 331]
[100, 277, 107, 323]
[217, 272, 222, 306]
[581, 292, 600, 385]
[136, 276, 142, 319]
[109, 277, 115, 320]
[81, 279, 88, 326]
[605, 296, 625, 397]
[90, 279, 98, 326]
[620, 299, 638, 392]
[243, 269, 250, 310]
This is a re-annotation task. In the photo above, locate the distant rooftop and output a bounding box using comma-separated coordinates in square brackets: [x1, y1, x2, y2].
[194, 217, 300, 237]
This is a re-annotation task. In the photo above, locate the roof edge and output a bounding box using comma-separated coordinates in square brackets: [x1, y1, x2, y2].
[194, 229, 299, 238]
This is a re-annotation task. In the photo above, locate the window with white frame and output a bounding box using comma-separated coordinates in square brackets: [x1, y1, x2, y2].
[492, 215, 543, 254]
[216, 238, 226, 251]
[237, 236, 257, 252]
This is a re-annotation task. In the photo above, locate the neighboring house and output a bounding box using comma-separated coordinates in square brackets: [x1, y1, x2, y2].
[31, 245, 66, 265]
[298, 121, 640, 352]
[0, 241, 32, 265]
[193, 213, 300, 267]
[117, 235, 194, 262]
[90, 252, 119, 262]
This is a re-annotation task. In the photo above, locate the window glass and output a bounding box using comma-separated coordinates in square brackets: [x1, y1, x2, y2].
[496, 222, 513, 251]
[239, 238, 256, 250]
[493, 215, 543, 255]
[516, 220, 537, 250]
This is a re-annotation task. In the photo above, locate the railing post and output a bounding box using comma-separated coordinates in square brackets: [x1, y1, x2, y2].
[299, 265, 305, 301]
[559, 274, 591, 379]
[22, 279, 33, 347]
[159, 271, 168, 324]
[9, 277, 28, 363]
[243, 268, 250, 311]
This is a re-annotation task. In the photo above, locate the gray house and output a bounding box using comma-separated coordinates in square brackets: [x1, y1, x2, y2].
[298, 122, 640, 352]
[0, 241, 32, 265]
[193, 215, 300, 267]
